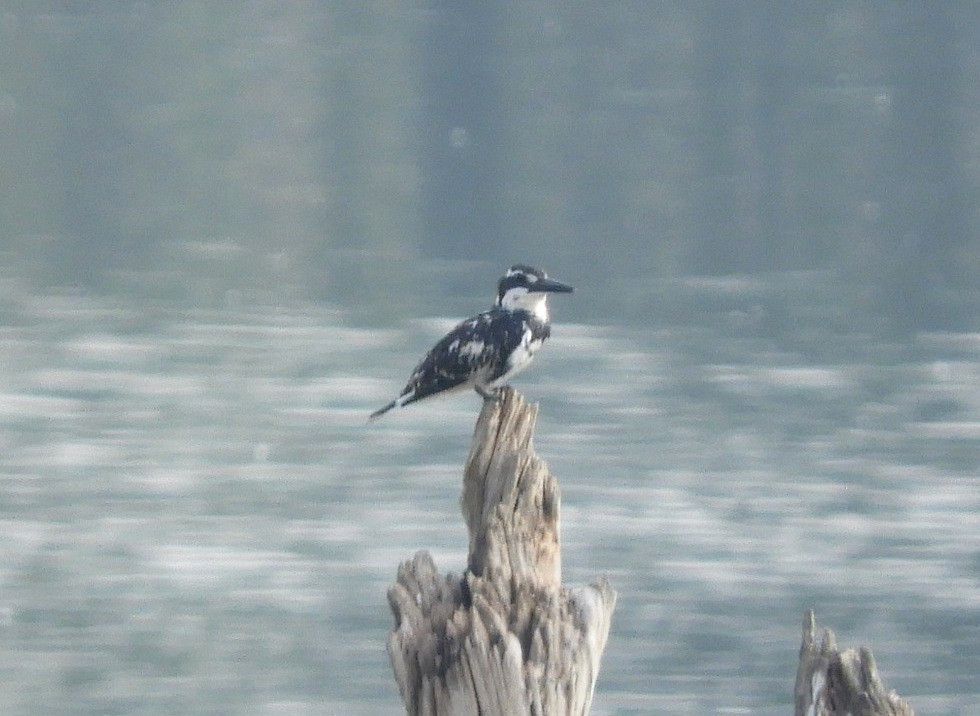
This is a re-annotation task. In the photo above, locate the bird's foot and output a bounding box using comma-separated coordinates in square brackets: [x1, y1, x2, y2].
[476, 385, 503, 402]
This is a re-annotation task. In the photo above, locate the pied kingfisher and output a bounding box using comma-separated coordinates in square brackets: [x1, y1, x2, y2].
[369, 264, 573, 420]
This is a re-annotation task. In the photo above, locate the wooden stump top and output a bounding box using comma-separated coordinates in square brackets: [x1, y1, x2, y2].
[462, 388, 561, 592]
[387, 388, 616, 715]
[794, 610, 914, 716]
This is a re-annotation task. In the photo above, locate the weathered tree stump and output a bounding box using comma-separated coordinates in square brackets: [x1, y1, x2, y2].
[794, 610, 914, 716]
[387, 388, 617, 715]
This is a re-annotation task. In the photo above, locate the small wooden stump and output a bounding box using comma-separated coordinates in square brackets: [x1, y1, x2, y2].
[794, 610, 914, 716]
[387, 388, 616, 715]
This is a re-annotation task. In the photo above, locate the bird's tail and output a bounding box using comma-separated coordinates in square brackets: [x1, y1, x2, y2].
[368, 400, 397, 422]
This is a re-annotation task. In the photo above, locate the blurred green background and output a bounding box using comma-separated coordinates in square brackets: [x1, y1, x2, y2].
[3, 3, 977, 330]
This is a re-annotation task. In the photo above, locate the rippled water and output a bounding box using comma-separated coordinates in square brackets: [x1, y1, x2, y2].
[0, 288, 977, 715]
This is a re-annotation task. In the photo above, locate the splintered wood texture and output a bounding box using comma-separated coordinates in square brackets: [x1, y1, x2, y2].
[462, 388, 560, 592]
[387, 389, 616, 716]
[794, 610, 914, 716]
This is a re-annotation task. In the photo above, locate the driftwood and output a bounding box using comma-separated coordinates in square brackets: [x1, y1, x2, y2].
[387, 388, 616, 715]
[385, 389, 913, 714]
[794, 610, 914, 716]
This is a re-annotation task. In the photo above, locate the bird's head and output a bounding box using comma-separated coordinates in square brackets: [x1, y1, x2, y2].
[495, 264, 574, 318]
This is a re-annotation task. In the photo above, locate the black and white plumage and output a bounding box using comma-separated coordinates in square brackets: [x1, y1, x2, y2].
[369, 264, 573, 421]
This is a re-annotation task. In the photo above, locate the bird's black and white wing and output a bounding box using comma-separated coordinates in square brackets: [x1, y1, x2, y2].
[403, 310, 529, 401]
[369, 309, 528, 420]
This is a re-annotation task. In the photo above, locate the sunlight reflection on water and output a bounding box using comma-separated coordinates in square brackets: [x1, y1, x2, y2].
[0, 292, 977, 714]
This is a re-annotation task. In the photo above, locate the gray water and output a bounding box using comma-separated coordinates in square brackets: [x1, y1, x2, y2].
[0, 279, 978, 715]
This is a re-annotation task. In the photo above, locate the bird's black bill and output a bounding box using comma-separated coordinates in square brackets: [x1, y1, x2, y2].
[530, 277, 574, 294]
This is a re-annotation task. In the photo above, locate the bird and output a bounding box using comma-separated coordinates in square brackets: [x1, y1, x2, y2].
[369, 264, 573, 421]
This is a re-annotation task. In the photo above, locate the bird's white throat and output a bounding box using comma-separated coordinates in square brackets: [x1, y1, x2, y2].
[500, 288, 550, 321]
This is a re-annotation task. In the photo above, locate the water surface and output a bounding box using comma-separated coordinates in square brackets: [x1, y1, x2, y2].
[0, 285, 977, 714]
